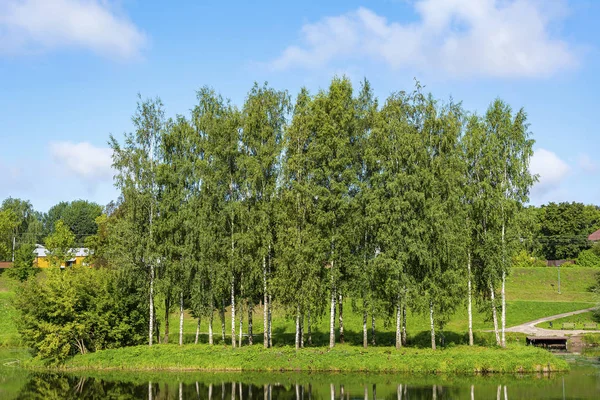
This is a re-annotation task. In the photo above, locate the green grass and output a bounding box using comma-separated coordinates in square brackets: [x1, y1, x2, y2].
[535, 312, 599, 330]
[505, 267, 598, 302]
[57, 343, 568, 374]
[151, 267, 599, 348]
[0, 274, 20, 347]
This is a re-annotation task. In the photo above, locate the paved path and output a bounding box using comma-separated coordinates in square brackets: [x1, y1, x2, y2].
[504, 307, 598, 336]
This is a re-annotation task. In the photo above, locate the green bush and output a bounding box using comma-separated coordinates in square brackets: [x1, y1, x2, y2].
[14, 267, 147, 364]
[512, 250, 546, 268]
[576, 249, 600, 267]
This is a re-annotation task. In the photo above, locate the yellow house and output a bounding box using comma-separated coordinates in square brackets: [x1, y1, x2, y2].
[33, 244, 90, 268]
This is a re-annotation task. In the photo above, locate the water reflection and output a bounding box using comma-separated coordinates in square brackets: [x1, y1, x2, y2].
[7, 369, 600, 399]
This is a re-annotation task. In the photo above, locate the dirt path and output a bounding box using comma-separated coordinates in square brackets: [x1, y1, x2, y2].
[504, 307, 598, 336]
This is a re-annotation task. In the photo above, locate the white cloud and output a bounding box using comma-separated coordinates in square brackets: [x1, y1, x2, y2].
[529, 148, 570, 197]
[578, 153, 597, 173]
[0, 0, 146, 59]
[271, 0, 577, 78]
[50, 141, 113, 181]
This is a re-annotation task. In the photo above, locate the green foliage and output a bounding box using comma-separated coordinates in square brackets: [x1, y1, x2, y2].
[6, 243, 38, 282]
[512, 250, 546, 268]
[44, 220, 76, 268]
[14, 267, 146, 364]
[0, 209, 18, 261]
[537, 202, 600, 260]
[44, 200, 103, 246]
[576, 249, 600, 268]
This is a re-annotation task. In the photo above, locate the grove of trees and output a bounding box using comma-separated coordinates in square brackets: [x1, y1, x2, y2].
[99, 77, 535, 354]
[14, 77, 600, 362]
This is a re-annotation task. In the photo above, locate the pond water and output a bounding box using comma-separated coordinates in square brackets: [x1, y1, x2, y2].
[1, 358, 599, 399]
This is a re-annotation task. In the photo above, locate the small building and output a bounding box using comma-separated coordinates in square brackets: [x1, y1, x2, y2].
[589, 229, 600, 242]
[33, 244, 89, 268]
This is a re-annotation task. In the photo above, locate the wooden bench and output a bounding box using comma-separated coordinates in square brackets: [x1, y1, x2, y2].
[583, 323, 597, 330]
[561, 323, 576, 330]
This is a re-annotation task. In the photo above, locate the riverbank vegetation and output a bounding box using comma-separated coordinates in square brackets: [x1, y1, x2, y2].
[57, 344, 567, 374]
[4, 77, 599, 367]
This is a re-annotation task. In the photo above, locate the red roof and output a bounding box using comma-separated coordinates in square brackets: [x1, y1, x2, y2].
[589, 229, 600, 241]
[0, 261, 13, 269]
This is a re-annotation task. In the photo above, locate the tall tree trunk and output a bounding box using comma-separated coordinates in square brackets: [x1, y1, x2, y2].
[371, 314, 376, 346]
[430, 300, 436, 350]
[220, 300, 226, 343]
[395, 294, 402, 349]
[209, 299, 214, 345]
[149, 264, 154, 346]
[362, 307, 368, 348]
[263, 255, 268, 348]
[179, 291, 184, 346]
[401, 297, 407, 346]
[501, 270, 506, 348]
[307, 311, 312, 346]
[268, 250, 273, 348]
[295, 305, 301, 350]
[300, 313, 304, 348]
[164, 298, 170, 344]
[195, 317, 200, 345]
[248, 302, 253, 345]
[338, 293, 344, 344]
[238, 301, 243, 347]
[231, 278, 236, 348]
[467, 250, 474, 346]
[490, 282, 500, 346]
[329, 261, 336, 348]
[149, 381, 153, 400]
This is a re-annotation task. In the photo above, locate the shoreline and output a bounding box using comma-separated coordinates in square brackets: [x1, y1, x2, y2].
[27, 344, 569, 375]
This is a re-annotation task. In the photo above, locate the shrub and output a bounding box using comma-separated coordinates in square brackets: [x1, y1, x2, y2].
[14, 267, 147, 364]
[576, 249, 600, 267]
[512, 250, 546, 268]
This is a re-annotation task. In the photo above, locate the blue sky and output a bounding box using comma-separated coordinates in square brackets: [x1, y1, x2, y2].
[0, 0, 598, 211]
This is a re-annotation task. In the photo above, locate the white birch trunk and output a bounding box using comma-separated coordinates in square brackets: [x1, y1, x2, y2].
[268, 249, 273, 348]
[395, 295, 402, 349]
[238, 302, 243, 347]
[430, 300, 436, 350]
[295, 305, 301, 350]
[209, 299, 214, 345]
[300, 313, 304, 348]
[371, 314, 376, 346]
[401, 299, 407, 346]
[179, 291, 184, 346]
[248, 303, 253, 346]
[209, 383, 213, 400]
[179, 382, 183, 400]
[231, 279, 236, 348]
[468, 250, 474, 346]
[329, 261, 336, 348]
[263, 255, 268, 348]
[362, 308, 368, 348]
[307, 311, 312, 346]
[338, 293, 344, 344]
[501, 270, 506, 347]
[195, 317, 200, 345]
[149, 265, 154, 346]
[149, 381, 153, 400]
[220, 301, 226, 343]
[490, 282, 500, 346]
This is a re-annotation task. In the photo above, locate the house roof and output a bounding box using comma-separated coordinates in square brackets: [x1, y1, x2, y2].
[589, 229, 600, 242]
[34, 244, 89, 258]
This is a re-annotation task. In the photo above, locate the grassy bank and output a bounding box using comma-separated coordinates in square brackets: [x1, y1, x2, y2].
[56, 343, 568, 374]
